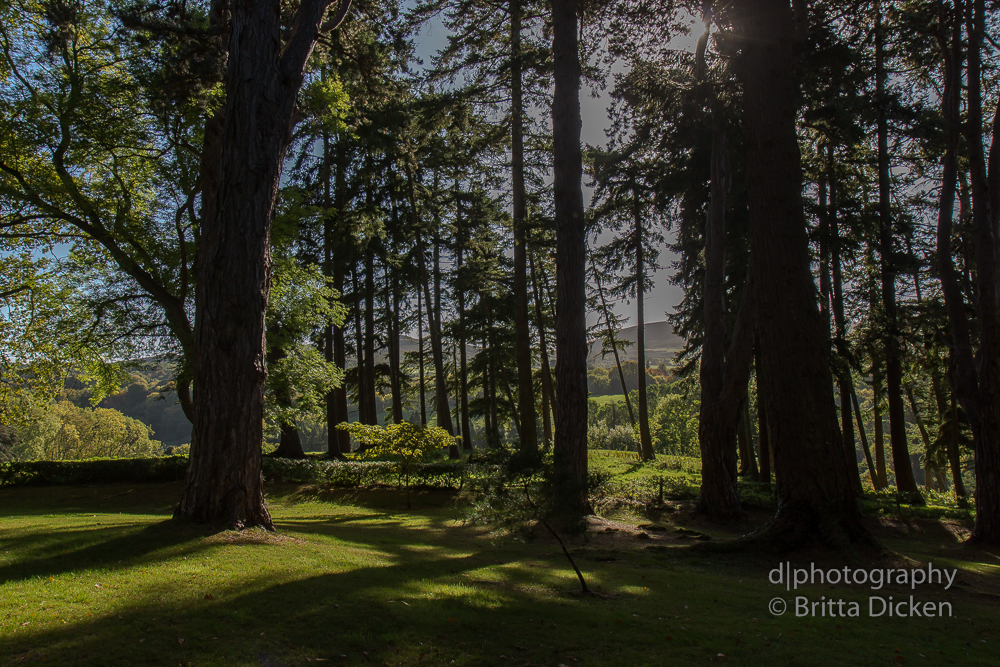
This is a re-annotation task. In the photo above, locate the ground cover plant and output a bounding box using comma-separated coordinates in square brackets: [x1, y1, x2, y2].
[1, 470, 998, 667]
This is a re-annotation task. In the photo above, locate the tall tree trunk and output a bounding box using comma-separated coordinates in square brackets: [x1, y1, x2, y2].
[954, 0, 1000, 542]
[457, 244, 473, 451]
[947, 396, 969, 504]
[754, 340, 771, 484]
[739, 397, 758, 480]
[851, 385, 879, 489]
[876, 8, 922, 503]
[389, 273, 404, 424]
[364, 248, 378, 425]
[418, 288, 427, 426]
[352, 266, 368, 425]
[931, 364, 968, 502]
[178, 0, 351, 529]
[593, 261, 636, 427]
[733, 0, 869, 548]
[697, 119, 746, 521]
[635, 198, 655, 461]
[828, 146, 863, 494]
[552, 0, 589, 519]
[486, 302, 500, 446]
[324, 135, 350, 457]
[872, 365, 888, 488]
[530, 252, 556, 446]
[511, 0, 538, 454]
[412, 213, 457, 453]
[905, 385, 933, 489]
[268, 338, 307, 460]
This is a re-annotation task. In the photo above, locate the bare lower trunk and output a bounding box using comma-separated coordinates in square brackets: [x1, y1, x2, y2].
[457, 245, 473, 451]
[418, 289, 426, 426]
[635, 206, 654, 461]
[872, 367, 888, 488]
[530, 252, 555, 446]
[512, 0, 538, 454]
[552, 0, 590, 519]
[876, 9, 922, 503]
[828, 146, 863, 495]
[273, 422, 306, 459]
[363, 249, 378, 425]
[851, 384, 879, 489]
[698, 122, 742, 520]
[734, 0, 869, 548]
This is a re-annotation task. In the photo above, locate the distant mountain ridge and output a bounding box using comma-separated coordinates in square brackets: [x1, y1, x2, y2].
[589, 320, 683, 367]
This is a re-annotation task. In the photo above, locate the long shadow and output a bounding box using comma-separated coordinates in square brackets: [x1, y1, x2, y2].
[0, 519, 215, 584]
[1, 540, 640, 667]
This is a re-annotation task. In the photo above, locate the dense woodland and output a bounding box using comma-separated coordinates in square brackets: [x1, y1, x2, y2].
[1, 0, 999, 548]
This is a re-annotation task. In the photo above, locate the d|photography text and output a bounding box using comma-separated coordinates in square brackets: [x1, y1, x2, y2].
[767, 562, 958, 618]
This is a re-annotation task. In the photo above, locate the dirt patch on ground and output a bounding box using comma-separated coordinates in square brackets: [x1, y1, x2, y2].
[202, 528, 305, 546]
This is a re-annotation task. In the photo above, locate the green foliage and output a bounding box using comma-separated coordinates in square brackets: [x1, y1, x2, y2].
[337, 421, 457, 463]
[651, 393, 700, 456]
[587, 421, 638, 451]
[3, 401, 161, 462]
[300, 73, 351, 134]
[265, 259, 346, 427]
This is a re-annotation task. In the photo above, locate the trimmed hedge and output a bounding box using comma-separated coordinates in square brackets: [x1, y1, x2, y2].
[0, 456, 495, 490]
[0, 456, 189, 486]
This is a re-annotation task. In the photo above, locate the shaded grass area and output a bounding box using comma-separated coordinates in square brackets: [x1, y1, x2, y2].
[1, 483, 999, 666]
[588, 451, 977, 522]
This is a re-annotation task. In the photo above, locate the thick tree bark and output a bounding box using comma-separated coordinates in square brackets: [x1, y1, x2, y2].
[875, 10, 922, 502]
[552, 0, 589, 518]
[178, 0, 351, 529]
[697, 123, 744, 521]
[733, 0, 869, 548]
[511, 0, 538, 454]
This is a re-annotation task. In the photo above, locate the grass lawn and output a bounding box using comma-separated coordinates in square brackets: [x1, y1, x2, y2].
[589, 395, 629, 406]
[1, 479, 999, 666]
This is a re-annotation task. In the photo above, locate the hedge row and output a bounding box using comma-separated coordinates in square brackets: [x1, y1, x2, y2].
[0, 456, 190, 486]
[0, 456, 493, 489]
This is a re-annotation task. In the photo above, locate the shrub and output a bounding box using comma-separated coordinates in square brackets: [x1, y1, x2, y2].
[588, 420, 637, 451]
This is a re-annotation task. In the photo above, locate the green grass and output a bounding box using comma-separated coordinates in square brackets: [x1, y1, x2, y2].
[2, 482, 999, 666]
[589, 394, 630, 406]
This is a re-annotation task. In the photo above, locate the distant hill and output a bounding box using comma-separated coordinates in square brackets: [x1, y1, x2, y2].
[589, 320, 683, 367]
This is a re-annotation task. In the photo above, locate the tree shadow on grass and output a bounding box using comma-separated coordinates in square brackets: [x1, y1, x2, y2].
[0, 519, 214, 584]
[2, 527, 645, 667]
